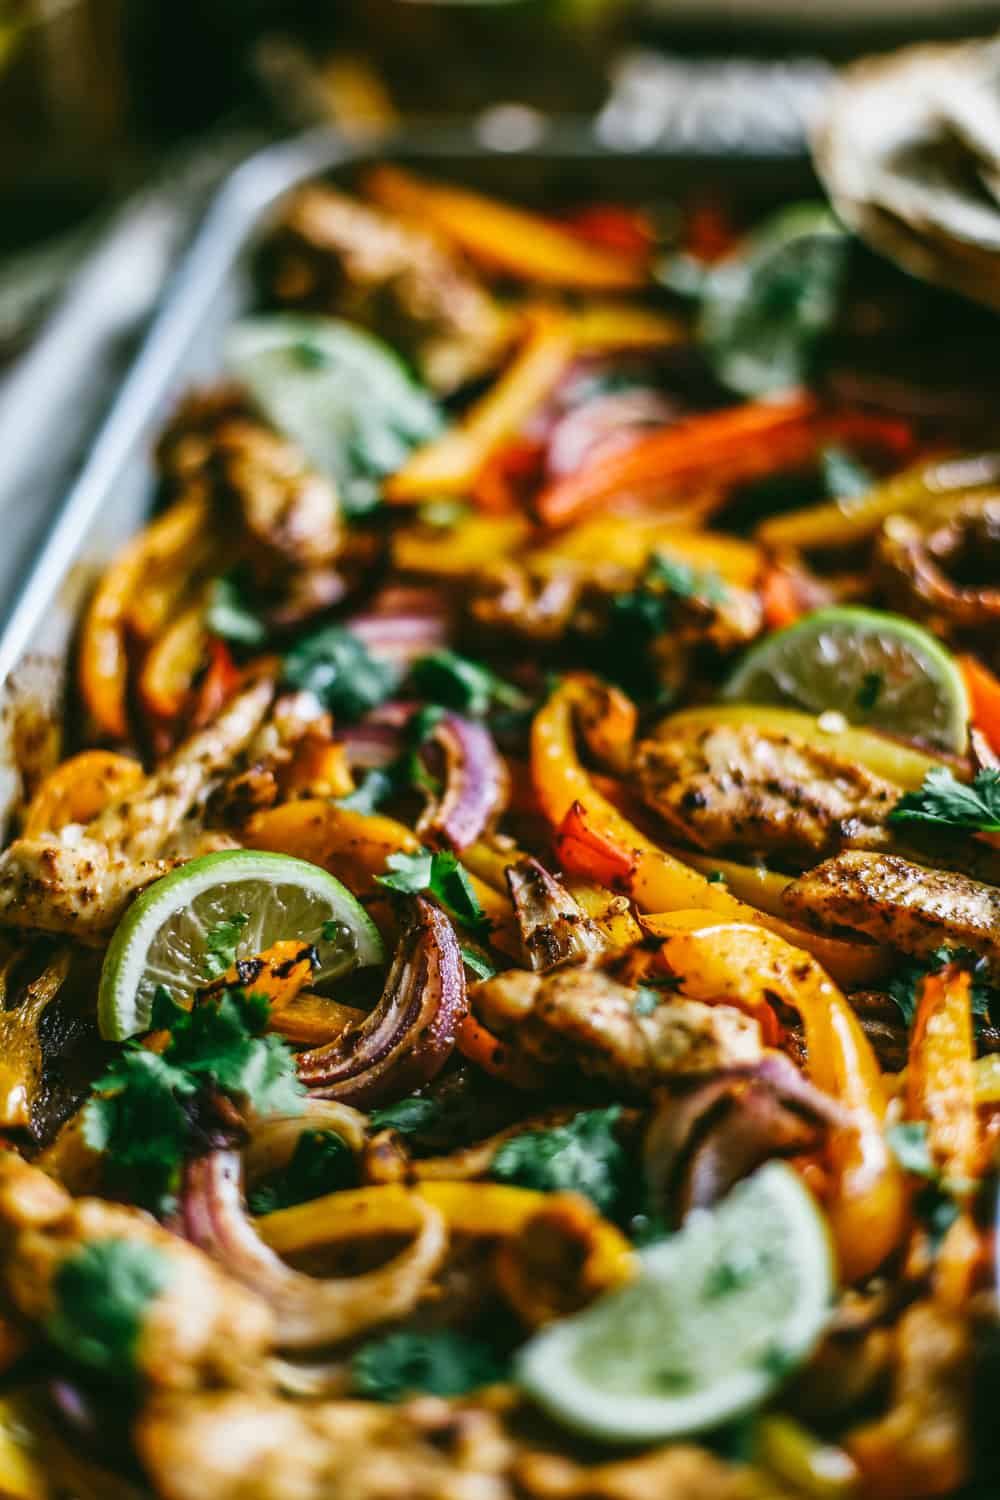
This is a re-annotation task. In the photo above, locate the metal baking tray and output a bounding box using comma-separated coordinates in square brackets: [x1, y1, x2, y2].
[0, 122, 812, 821]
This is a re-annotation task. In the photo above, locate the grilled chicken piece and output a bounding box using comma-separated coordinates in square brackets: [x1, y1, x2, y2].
[137, 1390, 516, 1500]
[472, 966, 760, 1093]
[783, 851, 1000, 977]
[262, 186, 510, 394]
[506, 858, 608, 972]
[0, 678, 273, 940]
[635, 722, 899, 861]
[514, 1441, 754, 1500]
[0, 1155, 273, 1392]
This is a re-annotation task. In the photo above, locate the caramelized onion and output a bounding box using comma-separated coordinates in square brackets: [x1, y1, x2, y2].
[506, 856, 607, 971]
[418, 713, 508, 852]
[182, 1149, 447, 1349]
[297, 897, 467, 1104]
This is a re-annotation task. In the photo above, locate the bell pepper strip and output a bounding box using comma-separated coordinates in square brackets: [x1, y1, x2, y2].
[244, 800, 520, 956]
[493, 1192, 635, 1327]
[79, 493, 209, 740]
[530, 513, 762, 586]
[266, 992, 366, 1048]
[558, 301, 686, 353]
[647, 917, 907, 1282]
[959, 654, 1000, 759]
[661, 849, 794, 920]
[906, 968, 980, 1191]
[391, 513, 532, 578]
[753, 1415, 860, 1499]
[760, 564, 803, 630]
[656, 704, 948, 790]
[365, 165, 647, 291]
[386, 312, 574, 503]
[279, 737, 355, 800]
[455, 1014, 547, 1091]
[560, 203, 654, 260]
[196, 939, 317, 1011]
[472, 437, 545, 514]
[534, 677, 890, 988]
[21, 750, 143, 838]
[0, 948, 72, 1132]
[974, 1051, 1000, 1103]
[934, 1210, 985, 1312]
[569, 676, 636, 776]
[138, 602, 207, 727]
[256, 1179, 635, 1291]
[566, 881, 644, 951]
[756, 447, 1000, 553]
[188, 636, 241, 731]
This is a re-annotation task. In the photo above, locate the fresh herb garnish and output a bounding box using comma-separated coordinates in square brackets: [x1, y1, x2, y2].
[821, 445, 875, 501]
[83, 987, 304, 1211]
[411, 649, 527, 719]
[368, 1096, 442, 1136]
[886, 1120, 936, 1179]
[633, 987, 660, 1017]
[377, 847, 491, 938]
[708, 870, 726, 884]
[490, 1106, 626, 1218]
[206, 571, 268, 647]
[202, 912, 250, 980]
[888, 767, 1000, 834]
[603, 551, 729, 697]
[283, 626, 401, 723]
[645, 552, 729, 606]
[337, 709, 446, 816]
[337, 767, 396, 815]
[248, 1129, 355, 1215]
[460, 943, 497, 980]
[351, 1330, 507, 1402]
[47, 1239, 172, 1381]
[887, 946, 993, 1027]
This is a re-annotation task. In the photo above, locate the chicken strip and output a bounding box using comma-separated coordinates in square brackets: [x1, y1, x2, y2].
[262, 186, 510, 393]
[783, 850, 1000, 977]
[0, 1154, 273, 1392]
[136, 1390, 516, 1500]
[472, 966, 760, 1093]
[635, 721, 898, 861]
[0, 677, 273, 940]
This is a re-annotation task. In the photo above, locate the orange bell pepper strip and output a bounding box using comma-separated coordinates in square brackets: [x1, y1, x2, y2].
[535, 398, 911, 529]
[138, 602, 207, 726]
[760, 565, 803, 630]
[646, 916, 907, 1282]
[906, 968, 980, 1191]
[366, 165, 646, 290]
[386, 312, 574, 503]
[959, 654, 1000, 758]
[188, 637, 241, 731]
[21, 750, 143, 838]
[455, 1014, 547, 1091]
[532, 675, 889, 989]
[79, 493, 208, 740]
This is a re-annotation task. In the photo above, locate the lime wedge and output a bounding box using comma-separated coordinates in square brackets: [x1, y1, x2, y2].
[516, 1163, 834, 1445]
[722, 606, 969, 753]
[98, 850, 383, 1041]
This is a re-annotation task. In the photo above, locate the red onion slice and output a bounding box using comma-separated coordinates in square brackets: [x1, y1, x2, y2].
[182, 1149, 446, 1349]
[297, 896, 467, 1104]
[417, 712, 508, 853]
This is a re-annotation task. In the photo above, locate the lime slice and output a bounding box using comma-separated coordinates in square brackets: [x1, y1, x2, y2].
[516, 1163, 834, 1445]
[722, 606, 969, 753]
[98, 850, 383, 1041]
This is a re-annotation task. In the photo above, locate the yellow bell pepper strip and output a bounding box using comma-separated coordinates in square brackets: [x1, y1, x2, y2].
[279, 737, 355, 801]
[386, 312, 574, 503]
[533, 676, 889, 988]
[559, 300, 687, 353]
[22, 750, 142, 838]
[137, 602, 206, 726]
[656, 704, 948, 790]
[566, 881, 644, 950]
[906, 968, 980, 1191]
[0, 948, 72, 1132]
[266, 992, 366, 1048]
[365, 165, 647, 291]
[391, 513, 532, 578]
[662, 849, 795, 920]
[756, 449, 1000, 552]
[647, 917, 907, 1283]
[973, 1051, 1000, 1103]
[78, 493, 208, 740]
[532, 515, 763, 587]
[256, 1180, 635, 1297]
[753, 1415, 860, 1500]
[0, 1394, 48, 1500]
[244, 801, 520, 955]
[493, 1192, 634, 1327]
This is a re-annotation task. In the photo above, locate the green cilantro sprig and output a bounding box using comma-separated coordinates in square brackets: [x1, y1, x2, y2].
[47, 1238, 172, 1382]
[248, 1129, 355, 1216]
[489, 1107, 627, 1218]
[337, 706, 445, 816]
[283, 625, 401, 722]
[351, 1330, 507, 1402]
[887, 946, 994, 1028]
[411, 649, 528, 719]
[888, 768, 1000, 834]
[83, 987, 304, 1212]
[202, 912, 250, 980]
[376, 847, 491, 939]
[206, 571, 267, 647]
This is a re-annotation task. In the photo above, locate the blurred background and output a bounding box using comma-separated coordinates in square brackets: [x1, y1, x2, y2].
[3, 0, 1000, 370]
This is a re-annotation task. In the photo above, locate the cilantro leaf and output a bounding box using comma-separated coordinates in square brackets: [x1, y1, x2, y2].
[888, 768, 1000, 834]
[48, 1239, 172, 1380]
[83, 989, 303, 1212]
[490, 1106, 626, 1217]
[887, 946, 994, 1027]
[283, 626, 401, 723]
[337, 768, 396, 815]
[202, 912, 250, 980]
[376, 847, 490, 938]
[351, 1330, 507, 1403]
[645, 552, 729, 606]
[368, 1097, 442, 1136]
[248, 1129, 355, 1215]
[206, 572, 268, 647]
[460, 943, 497, 980]
[410, 650, 527, 719]
[886, 1121, 936, 1179]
